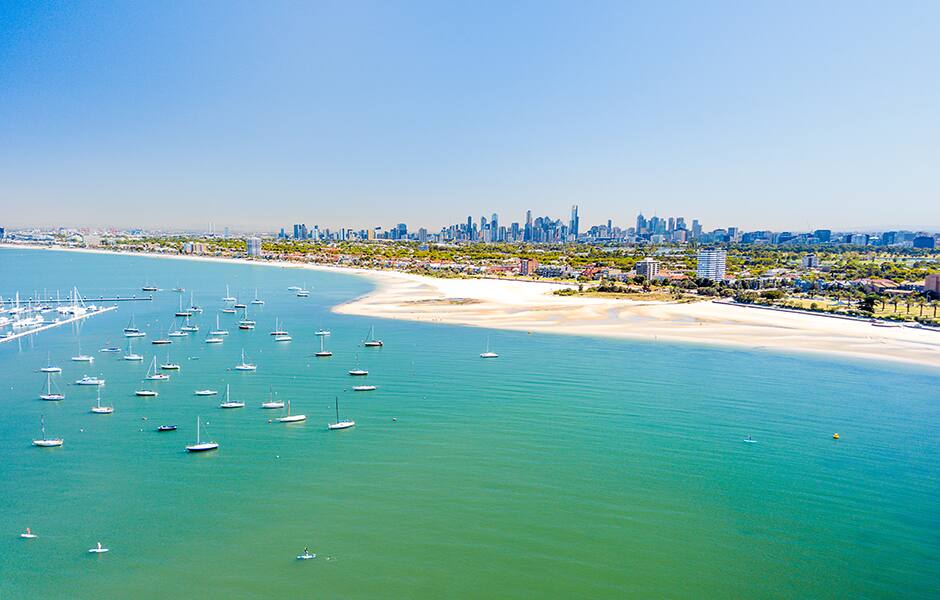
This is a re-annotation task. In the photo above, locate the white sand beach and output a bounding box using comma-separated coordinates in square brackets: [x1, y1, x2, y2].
[6, 245, 940, 369]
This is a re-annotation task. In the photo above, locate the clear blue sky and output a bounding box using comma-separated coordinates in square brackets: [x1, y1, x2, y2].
[1, 1, 937, 232]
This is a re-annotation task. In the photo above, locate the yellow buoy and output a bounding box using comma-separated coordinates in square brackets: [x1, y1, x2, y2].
[833, 433, 840, 439]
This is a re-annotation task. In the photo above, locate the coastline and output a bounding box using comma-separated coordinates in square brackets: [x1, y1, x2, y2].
[4, 243, 940, 370]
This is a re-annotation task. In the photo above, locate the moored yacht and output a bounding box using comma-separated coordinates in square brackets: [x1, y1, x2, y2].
[210, 315, 229, 336]
[327, 396, 355, 430]
[363, 325, 383, 347]
[194, 389, 218, 396]
[91, 387, 113, 414]
[160, 353, 181, 370]
[135, 386, 158, 397]
[480, 336, 498, 358]
[146, 356, 170, 380]
[315, 335, 332, 357]
[123, 339, 143, 361]
[186, 416, 219, 452]
[75, 375, 106, 386]
[40, 352, 62, 373]
[175, 295, 192, 317]
[72, 341, 94, 362]
[219, 384, 245, 408]
[180, 316, 199, 332]
[250, 289, 265, 305]
[261, 386, 285, 409]
[353, 385, 377, 391]
[234, 349, 256, 371]
[39, 372, 65, 401]
[276, 400, 306, 423]
[222, 285, 237, 303]
[269, 318, 288, 336]
[32, 416, 63, 447]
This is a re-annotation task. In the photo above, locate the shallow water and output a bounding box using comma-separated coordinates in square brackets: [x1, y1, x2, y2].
[1, 248, 938, 598]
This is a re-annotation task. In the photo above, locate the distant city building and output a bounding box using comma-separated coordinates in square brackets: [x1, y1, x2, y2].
[696, 249, 727, 281]
[913, 236, 935, 249]
[813, 229, 832, 243]
[569, 205, 579, 239]
[635, 257, 660, 280]
[246, 237, 262, 256]
[0, 227, 5, 239]
[223, 227, 230, 239]
[802, 254, 820, 269]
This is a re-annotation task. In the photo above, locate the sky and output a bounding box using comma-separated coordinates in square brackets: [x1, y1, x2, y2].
[1, 0, 938, 232]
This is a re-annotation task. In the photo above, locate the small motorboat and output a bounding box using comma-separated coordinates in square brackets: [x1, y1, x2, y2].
[75, 375, 106, 386]
[194, 389, 218, 396]
[157, 425, 177, 432]
[353, 385, 377, 392]
[135, 389, 158, 397]
[99, 347, 121, 353]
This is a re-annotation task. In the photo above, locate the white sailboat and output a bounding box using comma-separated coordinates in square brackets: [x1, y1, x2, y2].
[315, 335, 332, 357]
[237, 308, 255, 330]
[327, 396, 355, 430]
[261, 386, 285, 409]
[296, 285, 310, 297]
[235, 349, 256, 371]
[175, 295, 192, 317]
[270, 318, 288, 336]
[222, 285, 237, 302]
[315, 328, 331, 336]
[210, 315, 229, 336]
[151, 322, 172, 345]
[205, 334, 224, 344]
[123, 338, 143, 361]
[135, 383, 158, 397]
[40, 352, 62, 373]
[180, 316, 199, 332]
[186, 416, 219, 452]
[189, 292, 202, 313]
[219, 384, 245, 408]
[160, 353, 181, 370]
[363, 325, 383, 347]
[168, 328, 187, 337]
[91, 387, 114, 414]
[72, 340, 94, 362]
[250, 289, 265, 305]
[32, 415, 63, 447]
[123, 315, 146, 337]
[39, 372, 65, 401]
[146, 356, 170, 380]
[480, 336, 498, 358]
[348, 354, 368, 376]
[277, 400, 306, 423]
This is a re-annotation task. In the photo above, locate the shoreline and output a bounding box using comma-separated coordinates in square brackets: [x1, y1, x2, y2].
[3, 243, 940, 370]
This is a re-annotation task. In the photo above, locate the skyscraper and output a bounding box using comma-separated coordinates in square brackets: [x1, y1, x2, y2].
[246, 237, 262, 256]
[636, 213, 647, 234]
[569, 205, 579, 238]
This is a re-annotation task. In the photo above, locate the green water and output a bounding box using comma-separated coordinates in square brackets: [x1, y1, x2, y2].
[0, 248, 938, 599]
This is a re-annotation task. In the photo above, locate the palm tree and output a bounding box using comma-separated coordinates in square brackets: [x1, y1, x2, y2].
[916, 296, 925, 317]
[932, 300, 939, 319]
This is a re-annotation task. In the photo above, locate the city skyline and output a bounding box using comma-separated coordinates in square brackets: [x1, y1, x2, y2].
[2, 2, 939, 231]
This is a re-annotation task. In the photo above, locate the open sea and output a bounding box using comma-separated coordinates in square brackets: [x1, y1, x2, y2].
[1, 248, 938, 599]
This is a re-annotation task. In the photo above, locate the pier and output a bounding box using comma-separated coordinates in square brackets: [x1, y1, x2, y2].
[0, 295, 152, 307]
[0, 305, 118, 344]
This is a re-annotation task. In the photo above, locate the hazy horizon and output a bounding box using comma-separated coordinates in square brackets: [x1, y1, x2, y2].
[2, 1, 938, 232]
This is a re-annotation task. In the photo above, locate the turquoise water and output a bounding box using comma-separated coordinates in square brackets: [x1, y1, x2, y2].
[1, 248, 938, 598]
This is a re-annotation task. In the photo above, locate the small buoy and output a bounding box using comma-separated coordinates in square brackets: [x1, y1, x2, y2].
[392, 417, 397, 422]
[80, 428, 84, 432]
[142, 417, 148, 421]
[833, 433, 840, 439]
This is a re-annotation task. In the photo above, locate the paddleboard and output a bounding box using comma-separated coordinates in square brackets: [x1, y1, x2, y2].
[297, 553, 316, 560]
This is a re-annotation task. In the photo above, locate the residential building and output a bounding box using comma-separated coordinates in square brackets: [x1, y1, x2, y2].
[696, 249, 727, 281]
[801, 254, 819, 269]
[246, 237, 262, 256]
[635, 257, 660, 280]
[519, 258, 539, 276]
[926, 274, 940, 295]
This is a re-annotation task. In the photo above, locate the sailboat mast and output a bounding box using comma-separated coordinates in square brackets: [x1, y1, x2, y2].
[335, 396, 339, 422]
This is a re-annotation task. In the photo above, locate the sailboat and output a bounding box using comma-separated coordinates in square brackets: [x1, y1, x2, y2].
[151, 322, 172, 345]
[124, 315, 145, 337]
[363, 325, 383, 347]
[315, 335, 333, 357]
[250, 289, 265, 305]
[315, 327, 331, 336]
[175, 295, 192, 317]
[261, 386, 285, 409]
[186, 416, 219, 452]
[277, 400, 306, 423]
[210, 315, 229, 336]
[205, 333, 224, 344]
[327, 396, 355, 430]
[146, 356, 170, 380]
[142, 281, 158, 292]
[32, 415, 63, 447]
[480, 337, 498, 358]
[180, 316, 199, 332]
[222, 285, 237, 303]
[40, 352, 62, 373]
[75, 374, 106, 386]
[271, 318, 291, 341]
[160, 353, 181, 370]
[91, 386, 114, 414]
[219, 384, 245, 408]
[71, 340, 94, 362]
[39, 372, 65, 401]
[189, 292, 203, 313]
[99, 341, 121, 352]
[168, 328, 187, 337]
[237, 308, 255, 330]
[296, 284, 310, 297]
[194, 389, 218, 396]
[123, 338, 143, 361]
[235, 349, 256, 371]
[348, 354, 368, 376]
